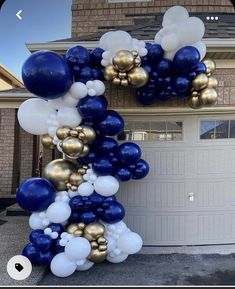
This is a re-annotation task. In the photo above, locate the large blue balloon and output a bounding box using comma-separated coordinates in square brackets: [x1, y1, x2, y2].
[92, 156, 116, 176]
[34, 235, 52, 252]
[65, 45, 91, 67]
[100, 201, 125, 224]
[22, 51, 72, 99]
[97, 110, 125, 136]
[116, 167, 132, 182]
[90, 48, 104, 67]
[132, 159, 150, 179]
[16, 178, 56, 212]
[96, 137, 118, 155]
[22, 243, 38, 265]
[78, 95, 108, 119]
[117, 142, 141, 165]
[173, 46, 200, 73]
[146, 43, 164, 63]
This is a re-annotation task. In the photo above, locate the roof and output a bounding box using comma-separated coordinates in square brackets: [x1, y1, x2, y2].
[56, 13, 235, 42]
[0, 65, 24, 88]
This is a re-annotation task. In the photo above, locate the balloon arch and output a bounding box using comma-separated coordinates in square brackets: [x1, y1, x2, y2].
[16, 6, 218, 277]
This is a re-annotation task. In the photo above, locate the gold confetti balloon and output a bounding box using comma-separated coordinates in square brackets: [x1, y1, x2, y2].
[127, 67, 149, 88]
[192, 73, 208, 91]
[43, 159, 77, 191]
[41, 134, 55, 150]
[113, 50, 135, 72]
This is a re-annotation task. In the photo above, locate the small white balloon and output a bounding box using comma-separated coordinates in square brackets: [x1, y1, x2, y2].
[117, 232, 143, 255]
[48, 126, 58, 138]
[65, 237, 91, 261]
[77, 182, 94, 196]
[86, 81, 94, 89]
[46, 202, 71, 224]
[50, 253, 77, 278]
[77, 260, 94, 271]
[94, 176, 119, 196]
[29, 213, 48, 230]
[68, 189, 79, 198]
[101, 59, 110, 67]
[57, 107, 82, 127]
[105, 236, 117, 253]
[88, 88, 96, 96]
[62, 93, 79, 107]
[93, 80, 105, 96]
[107, 253, 128, 263]
[69, 82, 88, 99]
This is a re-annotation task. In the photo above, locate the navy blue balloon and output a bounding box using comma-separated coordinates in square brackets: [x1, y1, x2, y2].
[90, 48, 104, 67]
[78, 151, 97, 165]
[69, 211, 80, 223]
[116, 167, 132, 182]
[195, 62, 207, 74]
[22, 243, 38, 265]
[93, 156, 116, 176]
[187, 71, 197, 80]
[143, 65, 152, 74]
[16, 178, 55, 212]
[78, 95, 108, 119]
[69, 196, 84, 211]
[92, 68, 104, 80]
[117, 142, 141, 165]
[34, 235, 52, 252]
[65, 45, 90, 67]
[96, 137, 118, 155]
[173, 76, 191, 94]
[29, 230, 44, 244]
[22, 51, 72, 99]
[89, 192, 104, 207]
[147, 44, 164, 63]
[136, 89, 156, 105]
[132, 159, 150, 179]
[156, 59, 172, 77]
[100, 201, 125, 224]
[78, 66, 93, 83]
[79, 211, 98, 224]
[48, 224, 64, 236]
[36, 251, 53, 265]
[173, 46, 200, 73]
[52, 239, 64, 254]
[97, 110, 125, 136]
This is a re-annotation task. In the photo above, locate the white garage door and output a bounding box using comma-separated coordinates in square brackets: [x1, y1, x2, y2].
[117, 115, 235, 246]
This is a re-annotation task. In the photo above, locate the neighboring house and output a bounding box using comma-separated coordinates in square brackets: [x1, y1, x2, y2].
[0, 65, 23, 91]
[0, 0, 235, 248]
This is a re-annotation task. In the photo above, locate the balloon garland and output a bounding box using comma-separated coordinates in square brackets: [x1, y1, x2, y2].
[16, 6, 218, 278]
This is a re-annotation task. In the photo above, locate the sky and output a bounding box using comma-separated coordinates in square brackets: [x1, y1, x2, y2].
[0, 0, 72, 79]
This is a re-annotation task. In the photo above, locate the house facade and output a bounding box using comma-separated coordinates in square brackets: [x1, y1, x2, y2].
[0, 0, 235, 247]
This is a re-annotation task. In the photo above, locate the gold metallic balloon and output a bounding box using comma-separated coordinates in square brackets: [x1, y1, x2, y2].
[112, 77, 121, 86]
[87, 248, 108, 263]
[113, 50, 135, 72]
[203, 59, 216, 74]
[61, 137, 84, 157]
[67, 223, 84, 237]
[121, 79, 129, 87]
[84, 222, 105, 241]
[79, 145, 90, 158]
[187, 95, 202, 109]
[118, 72, 127, 79]
[79, 126, 96, 144]
[192, 73, 208, 91]
[41, 134, 55, 150]
[70, 130, 78, 137]
[134, 57, 141, 67]
[69, 172, 83, 186]
[199, 88, 218, 106]
[131, 50, 139, 57]
[207, 76, 218, 88]
[43, 159, 77, 191]
[104, 65, 118, 81]
[97, 236, 108, 245]
[127, 67, 149, 88]
[56, 127, 71, 140]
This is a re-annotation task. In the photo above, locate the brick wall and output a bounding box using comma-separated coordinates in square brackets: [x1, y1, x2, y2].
[106, 68, 235, 108]
[72, 0, 234, 37]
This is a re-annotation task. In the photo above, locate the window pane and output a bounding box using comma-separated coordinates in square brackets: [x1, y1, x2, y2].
[150, 122, 167, 141]
[200, 121, 216, 139]
[230, 120, 235, 138]
[166, 122, 183, 140]
[133, 122, 150, 141]
[214, 120, 229, 139]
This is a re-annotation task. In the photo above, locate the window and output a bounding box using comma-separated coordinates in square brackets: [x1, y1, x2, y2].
[117, 121, 183, 141]
[200, 120, 235, 139]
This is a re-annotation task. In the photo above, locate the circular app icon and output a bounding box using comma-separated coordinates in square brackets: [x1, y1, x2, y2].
[7, 255, 32, 281]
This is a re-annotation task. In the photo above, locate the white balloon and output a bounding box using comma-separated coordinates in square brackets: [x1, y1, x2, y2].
[50, 253, 77, 278]
[163, 6, 189, 27]
[77, 260, 94, 271]
[77, 182, 94, 196]
[48, 126, 57, 138]
[117, 232, 143, 255]
[99, 31, 115, 50]
[192, 41, 207, 60]
[139, 47, 148, 57]
[161, 33, 180, 52]
[93, 80, 105, 96]
[69, 82, 88, 99]
[179, 17, 205, 45]
[61, 93, 79, 107]
[57, 107, 82, 127]
[65, 237, 91, 261]
[86, 81, 94, 89]
[107, 253, 128, 263]
[17, 98, 56, 135]
[48, 98, 66, 110]
[106, 31, 133, 53]
[29, 213, 48, 230]
[88, 88, 96, 96]
[105, 236, 117, 253]
[46, 202, 71, 224]
[94, 176, 119, 196]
